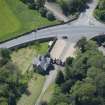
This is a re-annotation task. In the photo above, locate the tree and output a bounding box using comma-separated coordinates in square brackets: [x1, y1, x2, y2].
[75, 37, 87, 53]
[0, 84, 9, 97]
[49, 39, 105, 105]
[61, 79, 75, 93]
[70, 81, 98, 105]
[57, 102, 68, 105]
[28, 3, 36, 9]
[0, 48, 11, 66]
[46, 11, 55, 20]
[64, 66, 73, 80]
[56, 0, 88, 15]
[35, 0, 45, 9]
[95, 0, 105, 22]
[95, 72, 105, 97]
[72, 56, 89, 80]
[55, 70, 65, 85]
[87, 67, 103, 80]
[47, 0, 56, 2]
[0, 98, 8, 105]
[65, 57, 74, 66]
[39, 101, 48, 105]
[8, 93, 16, 105]
[98, 0, 105, 10]
[39, 7, 47, 17]
[49, 92, 70, 105]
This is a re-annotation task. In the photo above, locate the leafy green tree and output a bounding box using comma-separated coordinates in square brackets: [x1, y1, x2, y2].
[49, 93, 70, 105]
[66, 57, 74, 66]
[57, 0, 88, 15]
[55, 70, 65, 85]
[0, 48, 28, 105]
[39, 7, 47, 17]
[47, 0, 56, 2]
[0, 84, 9, 97]
[72, 56, 89, 80]
[35, 0, 45, 9]
[75, 37, 87, 53]
[0, 99, 8, 105]
[95, 0, 105, 21]
[95, 72, 105, 97]
[70, 81, 98, 105]
[98, 0, 105, 10]
[39, 101, 48, 105]
[64, 66, 73, 80]
[8, 93, 16, 105]
[49, 39, 105, 105]
[0, 48, 11, 66]
[87, 67, 103, 79]
[61, 79, 75, 93]
[87, 53, 105, 69]
[46, 11, 55, 20]
[57, 102, 68, 105]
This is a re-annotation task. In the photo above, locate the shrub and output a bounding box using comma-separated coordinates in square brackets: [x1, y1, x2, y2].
[46, 11, 55, 20]
[39, 7, 47, 17]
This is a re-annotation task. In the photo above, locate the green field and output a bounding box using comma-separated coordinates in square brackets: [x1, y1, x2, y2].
[11, 43, 48, 105]
[17, 73, 45, 105]
[11, 42, 48, 74]
[0, 0, 58, 42]
[42, 84, 55, 103]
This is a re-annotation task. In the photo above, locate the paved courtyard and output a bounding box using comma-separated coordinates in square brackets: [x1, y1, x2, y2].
[50, 38, 76, 61]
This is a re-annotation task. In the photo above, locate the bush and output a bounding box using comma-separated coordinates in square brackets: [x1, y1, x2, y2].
[55, 70, 65, 85]
[39, 7, 47, 17]
[46, 11, 55, 21]
[95, 9, 105, 21]
[47, 0, 56, 2]
[66, 57, 74, 66]
[39, 101, 48, 105]
[20, 0, 27, 3]
[28, 3, 36, 10]
[61, 79, 75, 93]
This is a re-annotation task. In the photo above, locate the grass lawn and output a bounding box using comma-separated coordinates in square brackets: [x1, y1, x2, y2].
[11, 42, 48, 74]
[42, 84, 55, 103]
[11, 43, 48, 105]
[17, 73, 45, 105]
[0, 0, 58, 42]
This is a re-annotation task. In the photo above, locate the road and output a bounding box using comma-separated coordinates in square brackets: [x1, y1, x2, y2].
[0, 0, 105, 49]
[0, 25, 105, 48]
[71, 0, 103, 26]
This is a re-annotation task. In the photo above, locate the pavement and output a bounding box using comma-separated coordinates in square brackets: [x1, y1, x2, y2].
[61, 43, 76, 62]
[50, 38, 67, 59]
[50, 38, 76, 61]
[45, 2, 69, 22]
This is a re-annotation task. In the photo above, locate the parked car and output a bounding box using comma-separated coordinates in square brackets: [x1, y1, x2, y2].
[62, 36, 68, 39]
